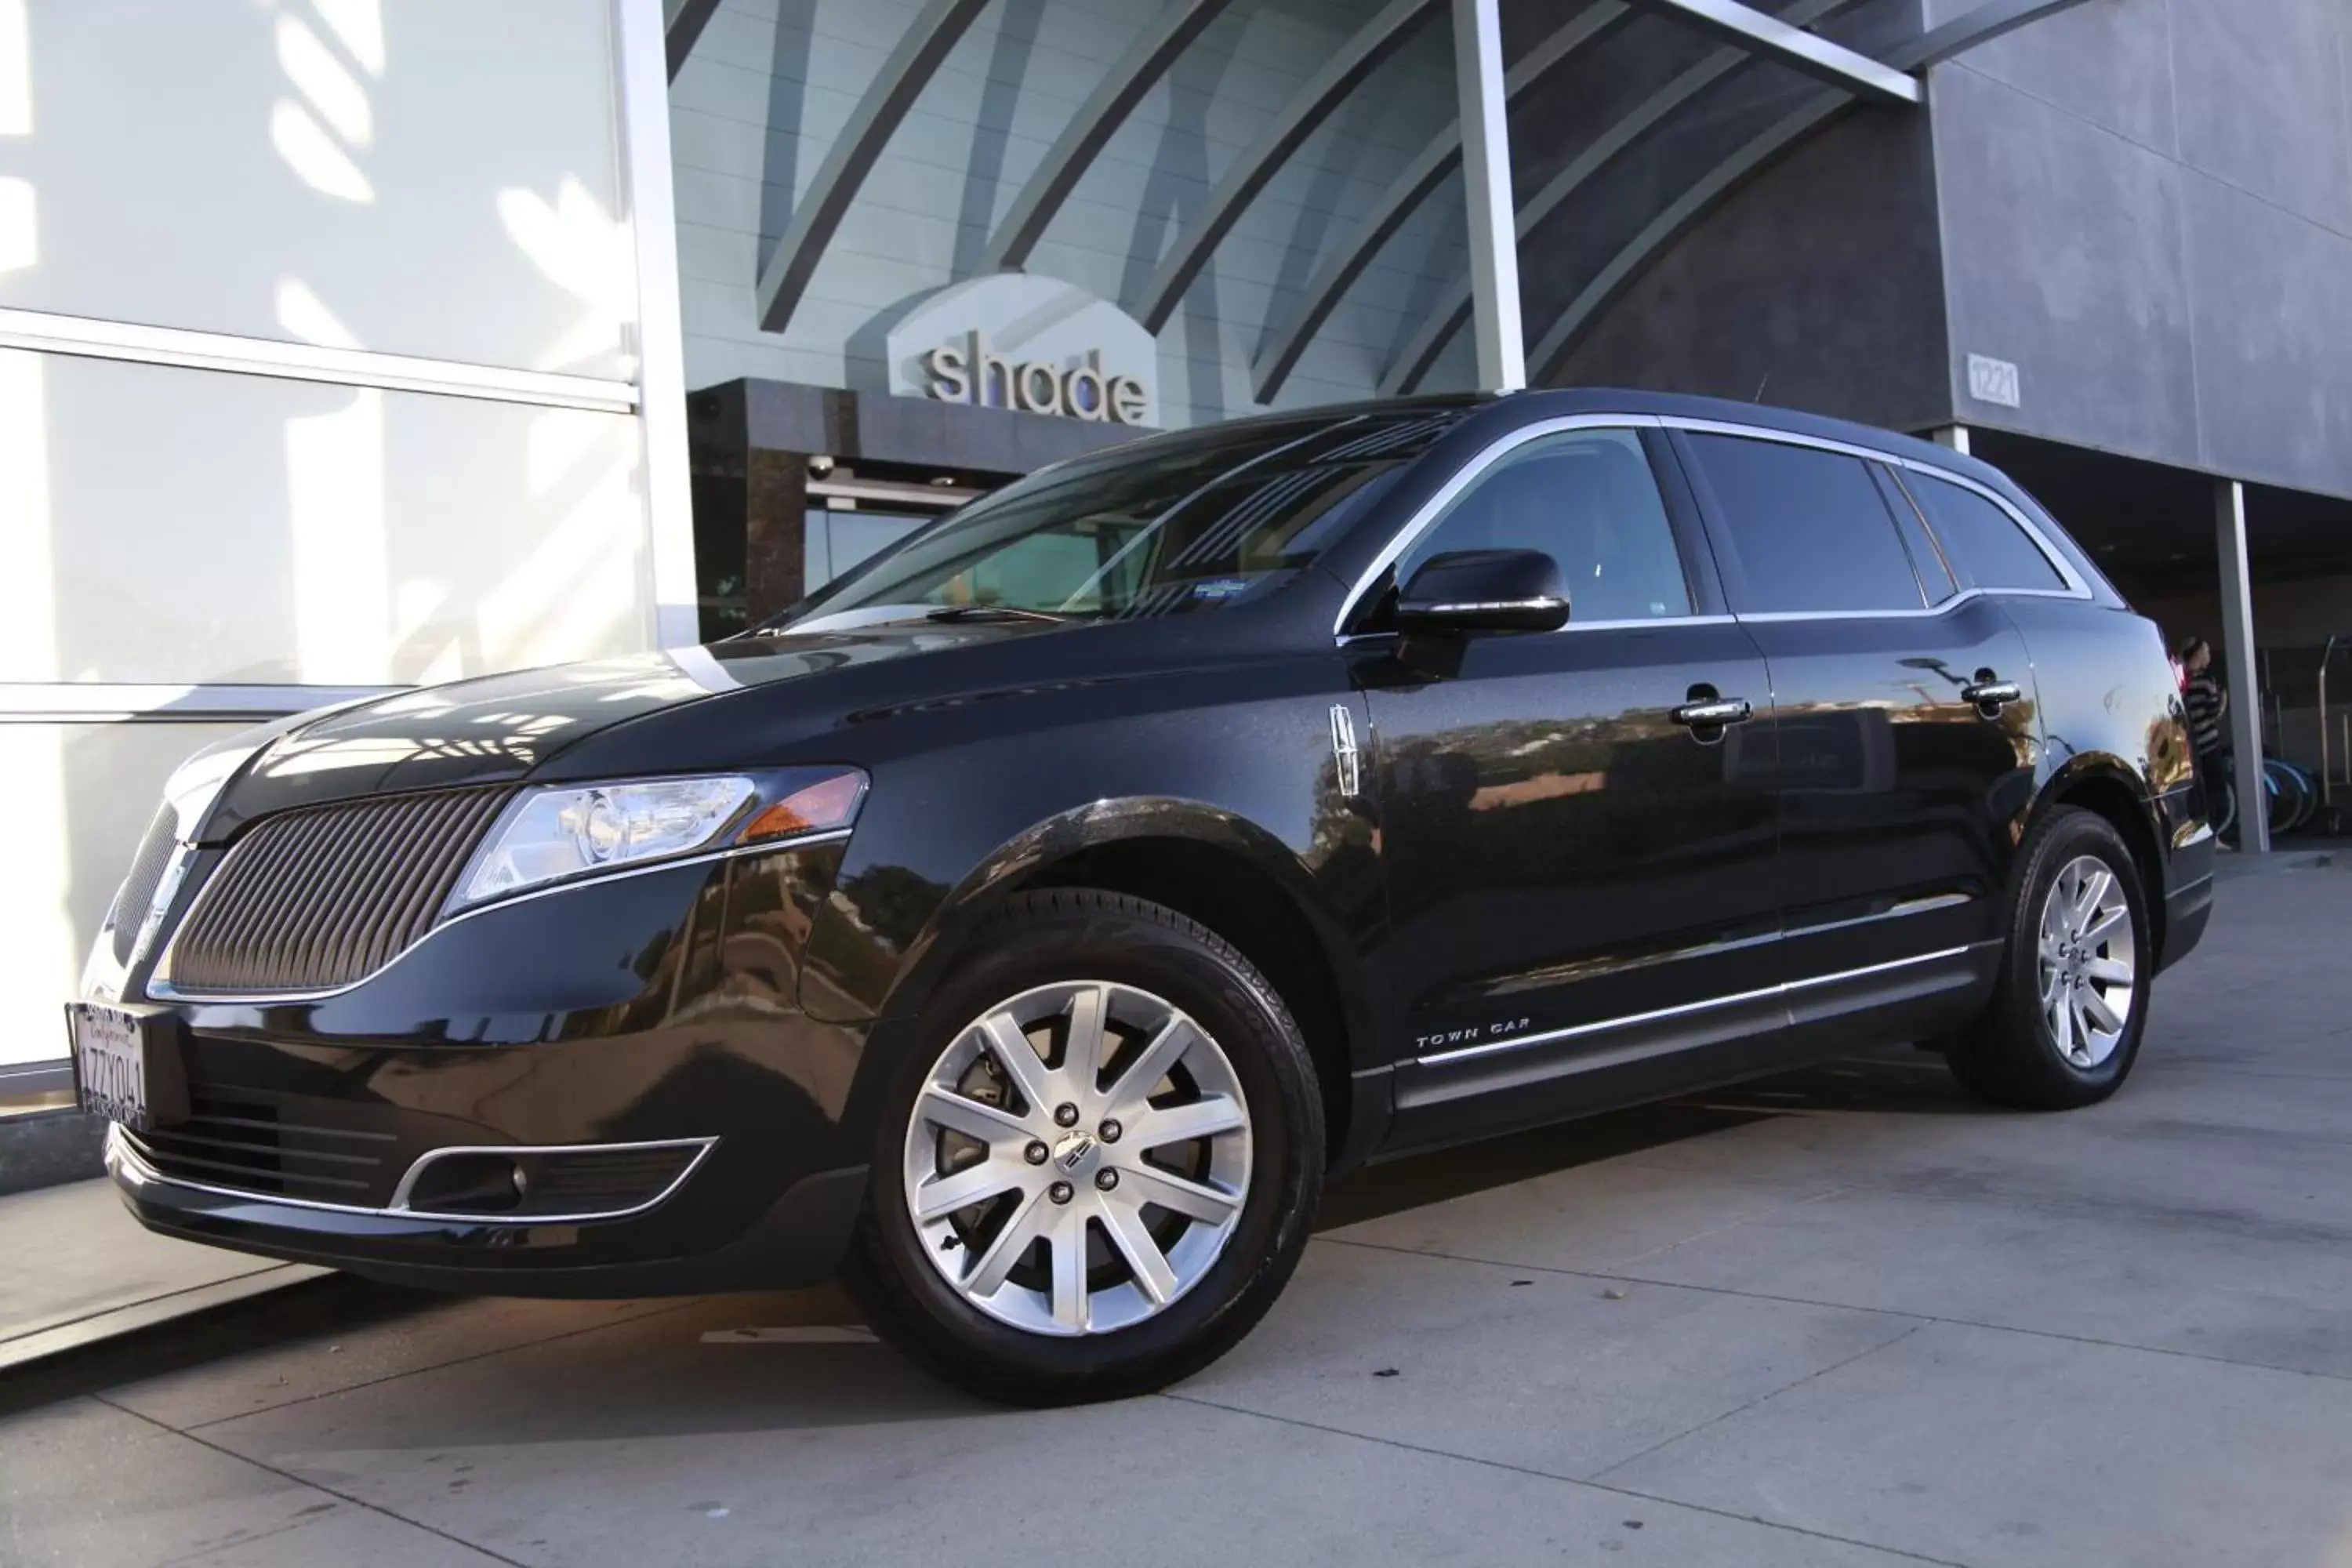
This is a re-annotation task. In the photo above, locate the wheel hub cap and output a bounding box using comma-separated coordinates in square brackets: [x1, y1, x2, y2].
[2035, 854, 2138, 1069]
[901, 980, 1254, 1338]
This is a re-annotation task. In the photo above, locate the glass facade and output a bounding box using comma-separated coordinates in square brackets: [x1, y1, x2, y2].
[0, 0, 689, 1072]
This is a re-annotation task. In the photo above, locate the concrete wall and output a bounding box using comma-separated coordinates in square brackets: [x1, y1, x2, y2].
[1929, 0, 2352, 499]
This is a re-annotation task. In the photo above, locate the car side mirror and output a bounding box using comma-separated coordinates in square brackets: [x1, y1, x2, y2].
[1394, 549, 1571, 634]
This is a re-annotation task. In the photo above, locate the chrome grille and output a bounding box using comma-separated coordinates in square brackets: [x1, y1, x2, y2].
[125, 1095, 396, 1203]
[108, 808, 180, 966]
[165, 786, 514, 995]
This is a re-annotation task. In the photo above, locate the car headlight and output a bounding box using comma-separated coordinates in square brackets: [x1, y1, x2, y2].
[448, 768, 866, 913]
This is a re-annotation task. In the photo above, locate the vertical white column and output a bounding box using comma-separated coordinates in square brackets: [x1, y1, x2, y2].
[2215, 478, 2269, 853]
[614, 0, 702, 649]
[1933, 424, 1970, 455]
[1452, 0, 1524, 391]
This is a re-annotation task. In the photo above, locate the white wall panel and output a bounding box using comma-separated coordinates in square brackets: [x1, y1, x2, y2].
[0, 0, 633, 379]
[1, 349, 648, 687]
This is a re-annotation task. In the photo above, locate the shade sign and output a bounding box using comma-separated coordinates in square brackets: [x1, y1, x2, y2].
[885, 274, 1156, 426]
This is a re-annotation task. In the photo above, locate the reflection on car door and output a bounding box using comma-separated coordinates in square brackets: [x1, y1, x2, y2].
[1354, 426, 1784, 1146]
[1673, 429, 2039, 1029]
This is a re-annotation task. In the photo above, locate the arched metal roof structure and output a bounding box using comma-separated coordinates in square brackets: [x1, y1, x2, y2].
[1131, 0, 1443, 335]
[978, 0, 1238, 274]
[1525, 0, 2095, 383]
[1248, 0, 1634, 403]
[677, 0, 2096, 411]
[1381, 0, 1867, 397]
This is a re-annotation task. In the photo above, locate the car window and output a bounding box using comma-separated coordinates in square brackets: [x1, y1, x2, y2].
[1399, 428, 1692, 622]
[1878, 464, 1958, 602]
[773, 409, 1467, 630]
[1904, 470, 2069, 593]
[1684, 434, 1926, 615]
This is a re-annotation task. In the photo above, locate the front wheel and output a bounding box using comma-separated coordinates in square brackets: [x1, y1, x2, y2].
[1947, 807, 2152, 1109]
[843, 890, 1323, 1406]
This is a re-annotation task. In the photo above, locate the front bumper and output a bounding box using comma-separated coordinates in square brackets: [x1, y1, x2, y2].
[100, 837, 879, 1296]
[109, 1127, 868, 1297]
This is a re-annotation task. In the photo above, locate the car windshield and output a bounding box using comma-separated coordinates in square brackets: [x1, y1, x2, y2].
[769, 409, 1468, 632]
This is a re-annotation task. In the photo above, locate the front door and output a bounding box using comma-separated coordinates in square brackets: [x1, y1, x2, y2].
[1356, 424, 1783, 1144]
[1671, 429, 2039, 1009]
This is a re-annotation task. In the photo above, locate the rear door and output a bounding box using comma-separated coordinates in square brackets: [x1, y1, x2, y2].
[1671, 426, 2039, 1019]
[1356, 423, 1784, 1141]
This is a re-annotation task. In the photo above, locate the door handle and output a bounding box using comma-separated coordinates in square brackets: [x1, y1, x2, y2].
[1671, 697, 1752, 728]
[1962, 678, 2023, 717]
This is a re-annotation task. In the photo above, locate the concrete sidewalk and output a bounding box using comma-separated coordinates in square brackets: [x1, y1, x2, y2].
[5, 855, 2349, 1566]
[0, 1178, 325, 1373]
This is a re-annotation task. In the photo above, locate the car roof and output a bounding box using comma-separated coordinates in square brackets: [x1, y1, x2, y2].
[1145, 388, 2014, 496]
[1507, 387, 1989, 479]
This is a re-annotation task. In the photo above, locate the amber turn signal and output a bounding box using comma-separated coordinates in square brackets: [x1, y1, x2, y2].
[739, 770, 867, 842]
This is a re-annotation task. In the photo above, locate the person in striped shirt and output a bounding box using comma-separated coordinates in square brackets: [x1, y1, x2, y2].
[2178, 637, 2229, 836]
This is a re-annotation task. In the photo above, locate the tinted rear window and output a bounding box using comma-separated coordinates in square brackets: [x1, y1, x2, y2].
[1904, 471, 2068, 593]
[1684, 434, 1925, 615]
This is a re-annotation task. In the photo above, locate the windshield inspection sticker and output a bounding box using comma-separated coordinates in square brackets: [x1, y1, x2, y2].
[1190, 577, 1250, 601]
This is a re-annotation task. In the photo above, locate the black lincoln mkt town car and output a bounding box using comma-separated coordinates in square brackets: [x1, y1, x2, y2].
[73, 390, 2212, 1404]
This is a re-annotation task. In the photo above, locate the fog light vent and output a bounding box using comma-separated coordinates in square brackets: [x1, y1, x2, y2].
[395, 1141, 709, 1220]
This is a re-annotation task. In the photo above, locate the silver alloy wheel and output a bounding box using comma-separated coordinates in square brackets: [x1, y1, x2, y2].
[2036, 854, 2138, 1069]
[901, 980, 1254, 1337]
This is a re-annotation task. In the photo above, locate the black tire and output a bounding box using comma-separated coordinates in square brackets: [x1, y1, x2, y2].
[1947, 806, 2153, 1109]
[842, 889, 1323, 1406]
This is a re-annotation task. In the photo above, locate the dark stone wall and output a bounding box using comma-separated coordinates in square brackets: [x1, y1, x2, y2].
[1555, 106, 1953, 434]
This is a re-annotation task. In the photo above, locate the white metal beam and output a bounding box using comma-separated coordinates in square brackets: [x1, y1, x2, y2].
[1452, 0, 1524, 390]
[2216, 479, 2270, 853]
[617, 0, 703, 649]
[1622, 0, 1918, 104]
[0, 307, 638, 413]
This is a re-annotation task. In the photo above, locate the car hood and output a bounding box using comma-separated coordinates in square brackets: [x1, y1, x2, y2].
[205, 622, 1061, 833]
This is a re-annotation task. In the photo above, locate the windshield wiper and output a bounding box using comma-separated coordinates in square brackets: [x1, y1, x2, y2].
[923, 605, 1069, 624]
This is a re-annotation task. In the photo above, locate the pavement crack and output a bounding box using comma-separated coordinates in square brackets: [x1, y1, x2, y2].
[1158, 1388, 1969, 1567]
[147, 1506, 347, 1568]
[1589, 1323, 1928, 1482]
[93, 1392, 527, 1567]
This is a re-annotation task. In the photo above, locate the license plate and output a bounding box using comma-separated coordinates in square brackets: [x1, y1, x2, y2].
[67, 1003, 183, 1132]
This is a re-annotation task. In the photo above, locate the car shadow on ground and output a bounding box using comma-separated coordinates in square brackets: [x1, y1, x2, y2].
[3, 1048, 1996, 1431]
[1317, 1043, 1991, 1229]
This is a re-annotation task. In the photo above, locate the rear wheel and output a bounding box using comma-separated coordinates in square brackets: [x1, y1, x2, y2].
[844, 890, 1322, 1405]
[1947, 807, 2151, 1109]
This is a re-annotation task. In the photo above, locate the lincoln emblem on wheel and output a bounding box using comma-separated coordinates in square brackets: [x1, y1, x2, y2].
[78, 391, 2213, 1406]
